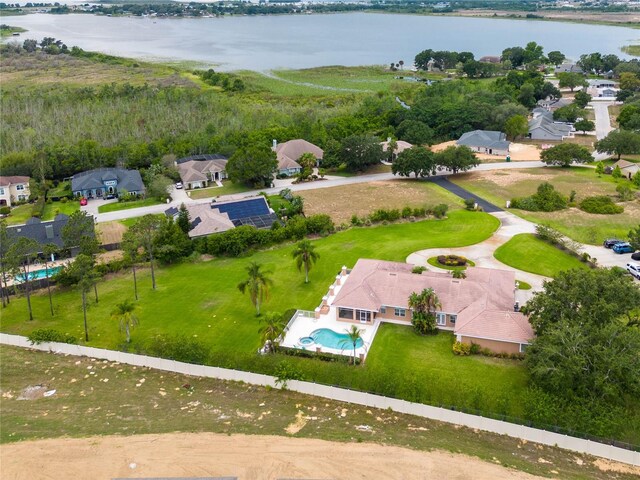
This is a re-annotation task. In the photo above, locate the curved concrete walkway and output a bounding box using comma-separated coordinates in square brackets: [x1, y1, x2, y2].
[407, 211, 548, 304]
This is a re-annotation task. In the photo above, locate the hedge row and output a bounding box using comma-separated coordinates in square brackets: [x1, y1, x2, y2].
[351, 203, 449, 226]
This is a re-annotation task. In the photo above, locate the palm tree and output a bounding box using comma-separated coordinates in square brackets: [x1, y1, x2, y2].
[42, 243, 58, 316]
[258, 312, 286, 353]
[408, 288, 442, 335]
[292, 240, 319, 284]
[343, 325, 364, 366]
[238, 261, 273, 316]
[451, 269, 466, 279]
[112, 299, 139, 343]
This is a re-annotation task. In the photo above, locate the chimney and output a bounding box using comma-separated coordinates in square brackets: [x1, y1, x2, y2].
[272, 139, 277, 149]
[341, 265, 347, 276]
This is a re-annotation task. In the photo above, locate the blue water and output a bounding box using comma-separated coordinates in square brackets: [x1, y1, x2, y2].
[310, 328, 364, 350]
[15, 266, 62, 283]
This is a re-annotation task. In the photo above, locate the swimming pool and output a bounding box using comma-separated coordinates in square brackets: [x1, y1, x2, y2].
[306, 328, 364, 350]
[14, 266, 62, 283]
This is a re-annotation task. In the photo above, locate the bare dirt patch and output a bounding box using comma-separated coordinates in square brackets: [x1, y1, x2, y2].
[96, 221, 126, 246]
[16, 385, 48, 401]
[0, 432, 548, 480]
[299, 180, 460, 224]
[594, 458, 640, 476]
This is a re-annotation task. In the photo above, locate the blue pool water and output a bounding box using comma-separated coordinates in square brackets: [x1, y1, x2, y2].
[15, 266, 62, 283]
[309, 328, 363, 350]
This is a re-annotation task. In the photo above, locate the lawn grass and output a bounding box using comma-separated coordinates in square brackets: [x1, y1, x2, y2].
[0, 210, 499, 351]
[1, 347, 627, 480]
[299, 179, 463, 224]
[45, 181, 70, 199]
[4, 204, 34, 225]
[188, 182, 253, 200]
[41, 200, 79, 220]
[451, 167, 639, 244]
[97, 198, 163, 213]
[494, 234, 589, 277]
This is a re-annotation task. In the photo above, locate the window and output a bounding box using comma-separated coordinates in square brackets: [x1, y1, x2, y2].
[379, 306, 386, 314]
[0, 188, 4, 195]
[394, 308, 406, 317]
[519, 344, 528, 353]
[436, 313, 446, 326]
[338, 308, 354, 320]
[17, 195, 26, 201]
[450, 314, 457, 324]
[16, 184, 25, 190]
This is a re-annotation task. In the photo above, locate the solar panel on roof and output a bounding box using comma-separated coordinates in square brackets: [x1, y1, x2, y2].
[213, 198, 270, 221]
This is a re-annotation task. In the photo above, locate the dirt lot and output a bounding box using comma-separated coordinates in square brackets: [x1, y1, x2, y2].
[95, 221, 126, 245]
[299, 179, 461, 224]
[0, 432, 549, 480]
[431, 141, 541, 161]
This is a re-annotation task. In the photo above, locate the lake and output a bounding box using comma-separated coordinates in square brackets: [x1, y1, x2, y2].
[3, 12, 638, 71]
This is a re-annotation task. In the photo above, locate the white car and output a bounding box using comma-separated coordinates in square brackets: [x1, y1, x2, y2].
[627, 263, 640, 280]
[175, 182, 183, 190]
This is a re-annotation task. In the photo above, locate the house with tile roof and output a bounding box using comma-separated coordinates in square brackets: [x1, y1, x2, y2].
[0, 176, 30, 207]
[71, 168, 145, 199]
[176, 154, 228, 190]
[456, 130, 510, 156]
[328, 259, 533, 354]
[272, 139, 324, 177]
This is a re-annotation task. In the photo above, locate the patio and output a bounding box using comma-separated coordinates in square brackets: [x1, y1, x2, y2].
[280, 267, 380, 360]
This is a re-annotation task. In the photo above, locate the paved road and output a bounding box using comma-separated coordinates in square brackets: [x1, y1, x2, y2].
[94, 160, 546, 223]
[591, 100, 616, 161]
[428, 177, 503, 213]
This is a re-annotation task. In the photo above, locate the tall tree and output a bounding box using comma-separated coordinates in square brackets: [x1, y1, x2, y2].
[227, 144, 277, 188]
[42, 243, 58, 316]
[557, 72, 586, 92]
[547, 50, 565, 66]
[342, 325, 364, 366]
[62, 210, 100, 302]
[121, 233, 142, 300]
[112, 299, 139, 344]
[237, 261, 273, 316]
[504, 115, 529, 140]
[7, 237, 40, 321]
[434, 145, 480, 174]
[540, 143, 592, 167]
[573, 90, 592, 109]
[0, 220, 13, 307]
[258, 311, 287, 353]
[629, 224, 640, 251]
[176, 203, 191, 234]
[391, 146, 436, 178]
[574, 119, 594, 135]
[408, 288, 441, 335]
[73, 254, 99, 342]
[123, 215, 161, 290]
[292, 240, 319, 284]
[595, 129, 640, 160]
[339, 134, 385, 172]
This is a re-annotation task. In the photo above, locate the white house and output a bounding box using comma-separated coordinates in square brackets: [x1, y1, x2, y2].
[0, 176, 30, 207]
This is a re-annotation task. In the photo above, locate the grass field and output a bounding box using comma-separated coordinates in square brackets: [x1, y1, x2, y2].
[494, 234, 589, 277]
[188, 182, 253, 200]
[451, 167, 639, 244]
[42, 200, 79, 219]
[3, 204, 33, 225]
[2, 347, 629, 480]
[97, 198, 163, 213]
[299, 179, 463, 224]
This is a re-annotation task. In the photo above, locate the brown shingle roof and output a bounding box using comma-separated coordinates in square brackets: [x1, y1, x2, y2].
[177, 158, 228, 184]
[0, 176, 30, 187]
[273, 139, 323, 171]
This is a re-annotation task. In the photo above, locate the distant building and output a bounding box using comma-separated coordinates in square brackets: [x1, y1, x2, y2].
[71, 168, 145, 199]
[555, 63, 583, 74]
[479, 55, 501, 64]
[380, 138, 413, 161]
[610, 159, 640, 180]
[0, 176, 30, 207]
[528, 116, 573, 141]
[456, 130, 510, 156]
[6, 214, 70, 250]
[176, 154, 228, 190]
[272, 139, 324, 177]
[165, 196, 279, 238]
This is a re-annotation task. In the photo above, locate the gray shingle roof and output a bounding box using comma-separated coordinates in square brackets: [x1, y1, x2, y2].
[6, 214, 70, 248]
[71, 168, 145, 193]
[457, 130, 510, 151]
[528, 116, 572, 138]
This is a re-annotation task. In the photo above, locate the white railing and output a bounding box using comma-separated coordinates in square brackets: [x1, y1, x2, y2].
[1, 333, 638, 467]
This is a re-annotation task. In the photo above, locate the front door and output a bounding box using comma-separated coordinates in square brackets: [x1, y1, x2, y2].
[359, 310, 369, 323]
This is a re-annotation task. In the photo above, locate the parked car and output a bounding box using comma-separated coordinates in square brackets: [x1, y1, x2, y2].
[603, 238, 624, 249]
[80, 197, 88, 206]
[613, 242, 634, 254]
[632, 252, 640, 261]
[175, 182, 183, 190]
[627, 263, 640, 279]
[105, 194, 116, 200]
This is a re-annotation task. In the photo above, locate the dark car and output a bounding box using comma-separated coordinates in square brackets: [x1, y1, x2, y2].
[603, 238, 624, 249]
[633, 252, 640, 261]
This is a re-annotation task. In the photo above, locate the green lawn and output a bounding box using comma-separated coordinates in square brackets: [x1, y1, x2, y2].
[42, 200, 79, 220]
[97, 198, 163, 213]
[451, 167, 638, 244]
[4, 204, 34, 225]
[494, 234, 589, 277]
[188, 182, 253, 200]
[45, 181, 71, 199]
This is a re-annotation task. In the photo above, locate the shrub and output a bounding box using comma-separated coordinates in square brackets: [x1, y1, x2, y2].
[401, 206, 413, 218]
[0, 206, 10, 215]
[616, 183, 635, 201]
[510, 182, 567, 212]
[437, 254, 467, 267]
[432, 203, 449, 218]
[28, 328, 78, 345]
[412, 312, 437, 335]
[579, 196, 624, 215]
[452, 341, 471, 355]
[144, 334, 209, 364]
[411, 265, 427, 274]
[464, 198, 476, 210]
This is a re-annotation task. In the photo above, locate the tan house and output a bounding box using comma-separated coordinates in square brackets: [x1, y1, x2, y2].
[176, 154, 228, 190]
[272, 139, 324, 177]
[329, 259, 533, 354]
[611, 159, 640, 180]
[0, 176, 30, 207]
[380, 138, 413, 161]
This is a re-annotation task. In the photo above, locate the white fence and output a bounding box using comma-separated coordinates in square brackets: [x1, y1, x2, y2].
[1, 333, 638, 467]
